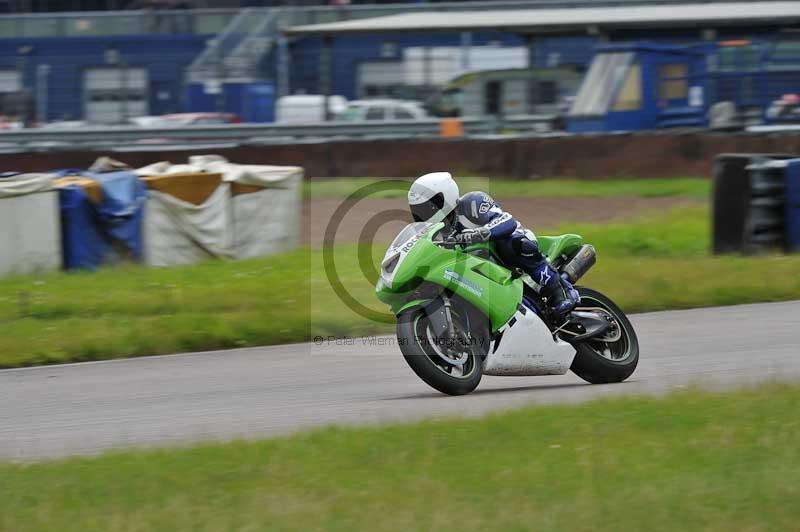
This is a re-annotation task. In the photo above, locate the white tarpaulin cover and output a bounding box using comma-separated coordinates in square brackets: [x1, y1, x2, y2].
[232, 182, 301, 259]
[137, 155, 303, 187]
[144, 184, 233, 267]
[0, 174, 60, 276]
[137, 156, 303, 265]
[0, 173, 53, 198]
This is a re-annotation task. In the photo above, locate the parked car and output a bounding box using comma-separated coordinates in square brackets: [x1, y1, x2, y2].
[0, 115, 24, 129]
[129, 113, 240, 128]
[39, 120, 92, 129]
[340, 99, 428, 121]
[766, 94, 800, 123]
[275, 95, 348, 123]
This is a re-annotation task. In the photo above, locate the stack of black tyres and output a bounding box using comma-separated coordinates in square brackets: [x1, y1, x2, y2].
[746, 159, 787, 253]
[712, 153, 796, 254]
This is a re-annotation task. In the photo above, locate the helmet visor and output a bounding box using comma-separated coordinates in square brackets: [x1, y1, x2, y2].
[410, 192, 445, 222]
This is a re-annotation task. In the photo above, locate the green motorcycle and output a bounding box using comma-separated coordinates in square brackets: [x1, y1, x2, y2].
[376, 222, 639, 396]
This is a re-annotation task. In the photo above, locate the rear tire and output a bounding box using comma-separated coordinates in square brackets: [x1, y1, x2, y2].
[569, 287, 639, 384]
[397, 306, 486, 396]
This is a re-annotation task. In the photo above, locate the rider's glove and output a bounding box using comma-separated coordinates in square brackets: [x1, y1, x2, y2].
[452, 227, 491, 245]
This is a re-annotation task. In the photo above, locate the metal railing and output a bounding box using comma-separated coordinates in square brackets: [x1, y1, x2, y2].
[224, 10, 279, 79]
[0, 115, 556, 151]
[188, 8, 260, 82]
[0, 8, 239, 38]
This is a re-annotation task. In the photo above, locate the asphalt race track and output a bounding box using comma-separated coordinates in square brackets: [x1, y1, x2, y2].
[1, 301, 798, 460]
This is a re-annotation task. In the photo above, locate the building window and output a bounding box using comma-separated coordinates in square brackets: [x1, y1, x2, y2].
[570, 52, 634, 116]
[658, 64, 688, 101]
[380, 42, 397, 58]
[534, 80, 558, 105]
[612, 62, 642, 111]
[714, 45, 761, 72]
[769, 40, 800, 70]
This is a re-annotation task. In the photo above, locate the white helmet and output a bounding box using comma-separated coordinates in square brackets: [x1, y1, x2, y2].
[408, 172, 460, 223]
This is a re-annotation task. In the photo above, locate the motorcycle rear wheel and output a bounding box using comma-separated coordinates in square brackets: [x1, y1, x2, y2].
[569, 287, 639, 384]
[397, 306, 485, 396]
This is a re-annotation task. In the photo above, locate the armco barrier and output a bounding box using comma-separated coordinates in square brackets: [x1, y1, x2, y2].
[0, 116, 553, 149]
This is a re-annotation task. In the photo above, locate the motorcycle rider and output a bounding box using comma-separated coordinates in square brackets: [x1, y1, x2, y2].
[407, 171, 579, 318]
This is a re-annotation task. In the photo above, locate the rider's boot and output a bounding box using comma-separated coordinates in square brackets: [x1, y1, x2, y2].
[532, 263, 580, 318]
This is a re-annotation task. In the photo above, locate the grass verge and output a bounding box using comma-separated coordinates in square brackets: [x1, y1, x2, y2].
[2, 383, 799, 531]
[305, 176, 711, 200]
[1, 204, 800, 368]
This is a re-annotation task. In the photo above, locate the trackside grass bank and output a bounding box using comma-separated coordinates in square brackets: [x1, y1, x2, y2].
[304, 176, 711, 200]
[1, 204, 800, 367]
[2, 383, 799, 531]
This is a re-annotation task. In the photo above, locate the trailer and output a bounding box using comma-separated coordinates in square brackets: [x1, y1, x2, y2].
[567, 36, 800, 133]
[427, 67, 584, 118]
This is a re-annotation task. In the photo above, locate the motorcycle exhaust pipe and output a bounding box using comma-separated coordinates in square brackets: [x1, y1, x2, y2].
[561, 244, 596, 283]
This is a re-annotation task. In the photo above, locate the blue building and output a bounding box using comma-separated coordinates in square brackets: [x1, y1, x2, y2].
[0, 1, 797, 126]
[567, 39, 800, 132]
[286, 1, 800, 128]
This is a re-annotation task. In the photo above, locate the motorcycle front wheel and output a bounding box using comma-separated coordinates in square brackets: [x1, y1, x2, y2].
[569, 287, 639, 384]
[396, 305, 485, 396]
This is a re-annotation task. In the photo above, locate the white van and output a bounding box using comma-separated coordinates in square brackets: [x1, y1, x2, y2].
[275, 95, 348, 123]
[341, 99, 428, 121]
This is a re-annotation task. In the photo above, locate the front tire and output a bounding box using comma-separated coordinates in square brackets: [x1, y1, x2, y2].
[397, 306, 485, 396]
[569, 287, 639, 384]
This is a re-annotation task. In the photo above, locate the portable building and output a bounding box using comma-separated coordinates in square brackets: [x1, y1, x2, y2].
[567, 43, 708, 132]
[567, 37, 800, 132]
[429, 67, 584, 117]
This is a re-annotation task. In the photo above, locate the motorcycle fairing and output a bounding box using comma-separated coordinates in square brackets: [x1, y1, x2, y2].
[537, 234, 584, 262]
[377, 223, 521, 331]
[483, 306, 576, 376]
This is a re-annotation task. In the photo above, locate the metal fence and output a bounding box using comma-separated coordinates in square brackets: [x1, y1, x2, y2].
[0, 115, 555, 151]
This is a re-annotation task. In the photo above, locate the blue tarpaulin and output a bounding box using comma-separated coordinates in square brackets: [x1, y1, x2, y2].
[58, 171, 146, 269]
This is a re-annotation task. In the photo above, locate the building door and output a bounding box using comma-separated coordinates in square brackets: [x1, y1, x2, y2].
[84, 67, 148, 124]
[0, 70, 25, 123]
[485, 80, 502, 116]
[358, 61, 403, 98]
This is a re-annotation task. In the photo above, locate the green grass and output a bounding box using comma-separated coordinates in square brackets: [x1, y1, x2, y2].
[0, 255, 310, 368]
[2, 383, 800, 531]
[1, 204, 800, 368]
[305, 177, 711, 200]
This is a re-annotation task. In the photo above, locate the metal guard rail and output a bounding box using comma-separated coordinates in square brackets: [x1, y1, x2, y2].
[0, 116, 555, 146]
